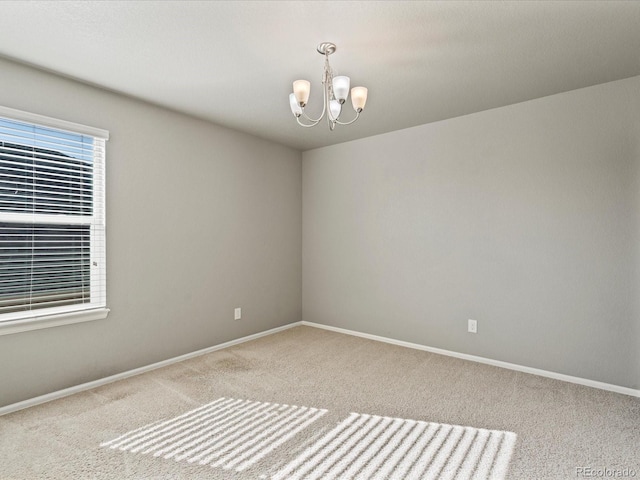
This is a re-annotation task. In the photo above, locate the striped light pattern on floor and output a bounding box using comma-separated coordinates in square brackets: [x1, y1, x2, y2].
[272, 413, 517, 480]
[100, 397, 327, 472]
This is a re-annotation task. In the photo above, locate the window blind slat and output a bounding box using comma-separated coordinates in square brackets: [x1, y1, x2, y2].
[0, 155, 94, 176]
[0, 146, 93, 164]
[0, 124, 95, 144]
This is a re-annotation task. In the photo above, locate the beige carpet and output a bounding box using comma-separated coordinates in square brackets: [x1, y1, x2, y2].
[0, 325, 638, 479]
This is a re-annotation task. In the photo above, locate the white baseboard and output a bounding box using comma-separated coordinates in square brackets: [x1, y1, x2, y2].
[3, 319, 636, 417]
[0, 322, 303, 417]
[301, 321, 640, 398]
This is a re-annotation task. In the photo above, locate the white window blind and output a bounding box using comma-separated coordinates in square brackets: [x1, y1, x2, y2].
[0, 107, 108, 326]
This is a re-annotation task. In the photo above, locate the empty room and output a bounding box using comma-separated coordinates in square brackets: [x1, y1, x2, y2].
[0, 1, 638, 479]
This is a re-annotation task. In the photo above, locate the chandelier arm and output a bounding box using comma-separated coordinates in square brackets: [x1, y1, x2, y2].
[296, 116, 320, 128]
[301, 106, 325, 123]
[334, 111, 361, 126]
[300, 80, 327, 123]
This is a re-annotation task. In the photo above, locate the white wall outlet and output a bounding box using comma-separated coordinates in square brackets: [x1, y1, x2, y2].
[468, 319, 477, 333]
[234, 307, 242, 320]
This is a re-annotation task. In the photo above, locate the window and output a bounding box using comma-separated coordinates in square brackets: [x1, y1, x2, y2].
[0, 106, 108, 335]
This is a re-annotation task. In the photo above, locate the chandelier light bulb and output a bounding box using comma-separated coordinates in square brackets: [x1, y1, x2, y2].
[332, 76, 350, 104]
[293, 80, 311, 106]
[289, 93, 302, 117]
[351, 86, 368, 112]
[329, 99, 342, 120]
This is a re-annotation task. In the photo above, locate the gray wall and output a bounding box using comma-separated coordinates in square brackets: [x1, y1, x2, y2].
[1, 57, 637, 407]
[303, 76, 640, 389]
[0, 58, 302, 407]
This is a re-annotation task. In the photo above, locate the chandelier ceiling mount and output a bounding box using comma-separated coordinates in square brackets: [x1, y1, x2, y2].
[316, 42, 336, 56]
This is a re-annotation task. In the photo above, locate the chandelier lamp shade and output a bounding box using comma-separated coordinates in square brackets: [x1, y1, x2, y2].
[289, 42, 368, 130]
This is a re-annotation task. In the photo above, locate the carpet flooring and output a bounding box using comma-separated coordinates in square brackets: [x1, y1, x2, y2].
[0, 325, 638, 479]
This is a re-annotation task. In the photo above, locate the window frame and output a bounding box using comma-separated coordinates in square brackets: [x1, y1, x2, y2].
[0, 106, 109, 336]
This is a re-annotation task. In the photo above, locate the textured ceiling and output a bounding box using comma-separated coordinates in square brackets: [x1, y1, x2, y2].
[0, 1, 639, 151]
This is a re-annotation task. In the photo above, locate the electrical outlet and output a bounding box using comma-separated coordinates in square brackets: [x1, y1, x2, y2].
[234, 307, 242, 320]
[468, 319, 477, 333]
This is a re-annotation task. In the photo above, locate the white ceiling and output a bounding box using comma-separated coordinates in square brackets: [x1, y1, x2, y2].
[0, 1, 639, 151]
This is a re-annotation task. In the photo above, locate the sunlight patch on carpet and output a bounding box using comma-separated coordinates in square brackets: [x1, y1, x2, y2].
[101, 398, 516, 478]
[272, 413, 517, 480]
[101, 397, 327, 472]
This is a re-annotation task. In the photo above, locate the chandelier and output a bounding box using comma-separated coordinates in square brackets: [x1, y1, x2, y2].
[289, 42, 368, 130]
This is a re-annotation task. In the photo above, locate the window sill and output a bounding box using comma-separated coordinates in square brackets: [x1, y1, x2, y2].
[0, 308, 110, 336]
